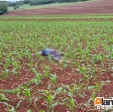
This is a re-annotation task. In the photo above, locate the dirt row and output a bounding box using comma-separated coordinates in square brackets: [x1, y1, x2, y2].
[1, 18, 113, 22]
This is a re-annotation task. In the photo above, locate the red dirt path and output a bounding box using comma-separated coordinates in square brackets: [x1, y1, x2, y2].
[4, 0, 113, 16]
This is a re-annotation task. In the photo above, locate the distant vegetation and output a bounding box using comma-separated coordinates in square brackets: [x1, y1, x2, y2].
[0, 2, 8, 15]
[26, 0, 88, 6]
[8, 0, 88, 7]
[0, 0, 88, 15]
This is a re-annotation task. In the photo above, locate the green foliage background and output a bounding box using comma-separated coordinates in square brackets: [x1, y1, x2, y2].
[0, 3, 8, 15]
[8, 0, 88, 6]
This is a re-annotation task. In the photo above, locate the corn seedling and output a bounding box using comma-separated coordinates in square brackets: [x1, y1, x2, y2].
[40, 85, 62, 112]
[66, 97, 76, 112]
[2, 69, 10, 78]
[31, 68, 42, 85]
[84, 91, 96, 108]
[18, 86, 32, 105]
[27, 109, 33, 112]
[50, 74, 57, 86]
[63, 85, 77, 112]
[5, 85, 33, 105]
[43, 66, 50, 78]
[0, 93, 10, 102]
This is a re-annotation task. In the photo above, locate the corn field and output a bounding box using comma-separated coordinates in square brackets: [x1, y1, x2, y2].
[0, 15, 113, 112]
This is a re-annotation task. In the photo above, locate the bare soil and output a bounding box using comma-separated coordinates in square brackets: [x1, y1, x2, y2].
[4, 0, 113, 16]
[0, 58, 113, 112]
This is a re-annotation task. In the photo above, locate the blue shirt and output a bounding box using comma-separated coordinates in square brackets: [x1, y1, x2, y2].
[41, 49, 63, 61]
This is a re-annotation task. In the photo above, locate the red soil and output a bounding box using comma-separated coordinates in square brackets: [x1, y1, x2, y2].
[0, 58, 113, 112]
[4, 0, 113, 16]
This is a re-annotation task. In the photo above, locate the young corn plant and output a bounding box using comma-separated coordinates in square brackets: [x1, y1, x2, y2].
[29, 61, 34, 70]
[92, 54, 102, 64]
[0, 93, 10, 102]
[66, 97, 75, 112]
[18, 86, 33, 105]
[76, 83, 86, 99]
[4, 88, 23, 110]
[27, 68, 42, 86]
[18, 50, 24, 58]
[2, 69, 10, 78]
[43, 66, 50, 78]
[50, 74, 57, 87]
[79, 64, 87, 76]
[94, 81, 105, 92]
[77, 64, 90, 83]
[63, 85, 77, 112]
[5, 87, 21, 94]
[3, 57, 12, 77]
[3, 104, 16, 112]
[5, 85, 33, 106]
[64, 84, 76, 98]
[0, 93, 14, 112]
[39, 85, 62, 112]
[27, 75, 41, 86]
[4, 58, 12, 69]
[84, 91, 96, 108]
[11, 68, 18, 77]
[11, 58, 20, 71]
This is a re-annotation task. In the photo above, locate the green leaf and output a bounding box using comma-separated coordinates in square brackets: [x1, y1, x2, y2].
[0, 93, 10, 102]
[34, 97, 38, 108]
[9, 106, 15, 112]
[27, 109, 32, 112]
[39, 110, 45, 112]
[105, 80, 111, 83]
[88, 86, 95, 90]
[55, 87, 62, 94]
[16, 100, 22, 109]
[68, 92, 73, 98]
[50, 102, 59, 108]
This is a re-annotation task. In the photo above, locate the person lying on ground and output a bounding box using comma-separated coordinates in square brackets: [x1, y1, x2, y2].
[41, 48, 71, 64]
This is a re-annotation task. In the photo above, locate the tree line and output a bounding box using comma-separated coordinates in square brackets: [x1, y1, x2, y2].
[9, 0, 88, 6]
